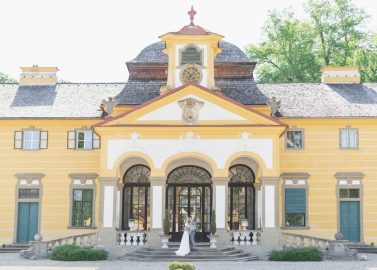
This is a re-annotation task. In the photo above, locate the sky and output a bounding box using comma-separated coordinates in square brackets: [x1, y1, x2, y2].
[0, 0, 376, 82]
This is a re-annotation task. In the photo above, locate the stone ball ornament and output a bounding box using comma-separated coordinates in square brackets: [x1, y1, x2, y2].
[335, 232, 344, 240]
[34, 233, 43, 241]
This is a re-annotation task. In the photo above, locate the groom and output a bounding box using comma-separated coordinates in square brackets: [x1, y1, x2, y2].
[188, 215, 197, 251]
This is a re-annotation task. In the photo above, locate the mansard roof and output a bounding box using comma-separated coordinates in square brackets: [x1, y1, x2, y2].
[130, 41, 251, 64]
[1, 82, 377, 118]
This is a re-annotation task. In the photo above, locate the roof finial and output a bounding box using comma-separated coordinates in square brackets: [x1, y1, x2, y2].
[188, 6, 197, 26]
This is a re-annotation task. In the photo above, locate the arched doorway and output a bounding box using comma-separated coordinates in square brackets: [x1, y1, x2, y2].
[228, 164, 256, 230]
[122, 165, 151, 231]
[166, 166, 212, 242]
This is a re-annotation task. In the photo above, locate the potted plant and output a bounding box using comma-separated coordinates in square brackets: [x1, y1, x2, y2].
[159, 210, 171, 248]
[207, 210, 218, 248]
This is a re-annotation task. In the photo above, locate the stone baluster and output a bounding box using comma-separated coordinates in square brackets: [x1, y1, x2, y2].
[132, 233, 138, 245]
[126, 233, 132, 245]
[233, 232, 240, 245]
[138, 233, 145, 246]
[251, 231, 258, 246]
[120, 232, 126, 246]
[245, 231, 251, 245]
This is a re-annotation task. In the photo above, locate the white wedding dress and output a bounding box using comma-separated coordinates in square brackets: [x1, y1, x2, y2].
[175, 223, 190, 256]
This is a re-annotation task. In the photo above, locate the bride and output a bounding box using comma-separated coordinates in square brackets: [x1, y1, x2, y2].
[175, 220, 191, 256]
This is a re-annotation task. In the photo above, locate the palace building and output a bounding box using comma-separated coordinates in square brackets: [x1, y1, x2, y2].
[1, 7, 377, 250]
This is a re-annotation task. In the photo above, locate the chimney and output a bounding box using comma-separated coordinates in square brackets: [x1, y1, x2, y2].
[19, 65, 59, 85]
[321, 66, 360, 84]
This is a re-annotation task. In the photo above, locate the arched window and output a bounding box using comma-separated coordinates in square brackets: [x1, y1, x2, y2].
[180, 45, 202, 66]
[122, 165, 150, 231]
[228, 165, 255, 230]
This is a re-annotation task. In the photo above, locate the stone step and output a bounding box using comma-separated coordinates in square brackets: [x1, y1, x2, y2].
[121, 246, 258, 261]
[0, 245, 29, 253]
[347, 243, 377, 253]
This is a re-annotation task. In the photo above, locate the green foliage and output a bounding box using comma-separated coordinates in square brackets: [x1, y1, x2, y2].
[169, 262, 195, 270]
[247, 0, 377, 83]
[269, 247, 324, 261]
[49, 244, 108, 261]
[163, 210, 170, 235]
[210, 210, 216, 234]
[0, 72, 17, 83]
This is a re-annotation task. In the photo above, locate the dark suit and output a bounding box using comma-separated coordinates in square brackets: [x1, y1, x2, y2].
[189, 220, 196, 251]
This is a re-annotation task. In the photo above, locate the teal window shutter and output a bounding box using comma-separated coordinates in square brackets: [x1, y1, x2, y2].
[285, 188, 306, 227]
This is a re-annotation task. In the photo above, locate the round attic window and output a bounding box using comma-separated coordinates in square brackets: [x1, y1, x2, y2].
[180, 64, 202, 84]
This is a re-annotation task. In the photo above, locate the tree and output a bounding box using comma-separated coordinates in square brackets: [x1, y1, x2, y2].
[247, 0, 377, 83]
[246, 10, 321, 83]
[305, 0, 369, 66]
[0, 72, 17, 83]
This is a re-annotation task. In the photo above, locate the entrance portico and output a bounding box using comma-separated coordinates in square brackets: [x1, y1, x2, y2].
[94, 83, 286, 248]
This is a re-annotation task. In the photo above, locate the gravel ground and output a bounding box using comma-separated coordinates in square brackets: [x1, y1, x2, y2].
[1, 253, 377, 270]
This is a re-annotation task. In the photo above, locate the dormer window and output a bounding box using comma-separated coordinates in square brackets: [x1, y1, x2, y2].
[180, 45, 202, 66]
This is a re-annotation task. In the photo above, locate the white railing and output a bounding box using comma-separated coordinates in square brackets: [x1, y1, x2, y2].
[231, 230, 261, 245]
[281, 232, 332, 252]
[118, 231, 147, 246]
[46, 232, 97, 250]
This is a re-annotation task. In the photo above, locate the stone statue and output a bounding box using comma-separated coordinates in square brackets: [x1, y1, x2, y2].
[178, 98, 204, 125]
[100, 97, 118, 118]
[267, 97, 281, 117]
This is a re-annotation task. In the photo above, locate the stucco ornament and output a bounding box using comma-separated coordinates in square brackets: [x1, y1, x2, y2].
[178, 97, 204, 125]
[267, 97, 281, 117]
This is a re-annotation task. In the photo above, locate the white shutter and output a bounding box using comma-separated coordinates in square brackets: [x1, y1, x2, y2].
[93, 132, 101, 149]
[67, 131, 76, 149]
[40, 131, 48, 149]
[14, 131, 23, 149]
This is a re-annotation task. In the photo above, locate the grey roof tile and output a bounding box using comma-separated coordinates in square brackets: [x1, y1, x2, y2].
[258, 83, 377, 117]
[0, 83, 124, 118]
[1, 82, 377, 118]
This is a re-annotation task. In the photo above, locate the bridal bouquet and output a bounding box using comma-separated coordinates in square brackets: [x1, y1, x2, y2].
[184, 224, 196, 233]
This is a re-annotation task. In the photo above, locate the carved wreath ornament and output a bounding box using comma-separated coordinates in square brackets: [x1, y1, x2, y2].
[178, 97, 204, 125]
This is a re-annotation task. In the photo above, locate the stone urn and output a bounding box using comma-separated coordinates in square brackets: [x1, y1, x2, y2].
[159, 234, 172, 249]
[241, 219, 248, 230]
[128, 219, 135, 231]
[207, 234, 218, 248]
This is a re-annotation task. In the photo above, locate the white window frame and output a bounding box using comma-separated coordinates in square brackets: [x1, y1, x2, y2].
[67, 128, 100, 150]
[285, 128, 304, 150]
[340, 126, 358, 149]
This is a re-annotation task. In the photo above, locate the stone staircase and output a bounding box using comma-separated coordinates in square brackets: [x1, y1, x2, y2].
[347, 243, 377, 253]
[120, 242, 259, 261]
[0, 244, 29, 253]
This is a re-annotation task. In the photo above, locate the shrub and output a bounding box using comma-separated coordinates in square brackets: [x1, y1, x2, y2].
[169, 262, 195, 270]
[163, 210, 170, 235]
[50, 244, 108, 261]
[210, 210, 216, 234]
[269, 247, 324, 261]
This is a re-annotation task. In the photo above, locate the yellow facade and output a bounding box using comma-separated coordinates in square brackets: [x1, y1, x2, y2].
[0, 10, 375, 248]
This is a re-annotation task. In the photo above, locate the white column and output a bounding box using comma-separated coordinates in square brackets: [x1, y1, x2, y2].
[149, 177, 165, 247]
[213, 177, 228, 247]
[98, 177, 119, 247]
[152, 185, 163, 229]
[260, 176, 281, 247]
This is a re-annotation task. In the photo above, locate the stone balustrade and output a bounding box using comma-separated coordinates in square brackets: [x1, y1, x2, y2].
[46, 232, 97, 250]
[20, 232, 97, 260]
[231, 230, 261, 246]
[118, 231, 147, 246]
[281, 232, 331, 252]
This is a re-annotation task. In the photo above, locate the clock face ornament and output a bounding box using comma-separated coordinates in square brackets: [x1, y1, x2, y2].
[180, 64, 202, 84]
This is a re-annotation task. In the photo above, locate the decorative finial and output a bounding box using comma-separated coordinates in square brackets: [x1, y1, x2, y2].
[188, 6, 197, 26]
